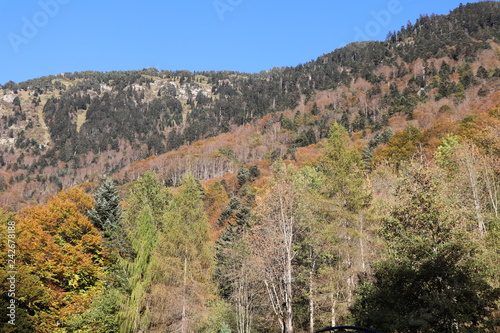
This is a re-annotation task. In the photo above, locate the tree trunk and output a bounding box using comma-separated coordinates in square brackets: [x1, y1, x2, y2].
[181, 253, 188, 333]
[463, 146, 486, 235]
[309, 264, 315, 333]
[331, 294, 336, 327]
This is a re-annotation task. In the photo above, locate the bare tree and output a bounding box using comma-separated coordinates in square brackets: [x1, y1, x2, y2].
[252, 163, 307, 333]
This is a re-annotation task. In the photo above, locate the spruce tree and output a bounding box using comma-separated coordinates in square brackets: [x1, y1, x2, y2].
[88, 178, 122, 231]
[88, 178, 131, 257]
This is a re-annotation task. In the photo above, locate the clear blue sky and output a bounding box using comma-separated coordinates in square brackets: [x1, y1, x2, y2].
[0, 0, 485, 84]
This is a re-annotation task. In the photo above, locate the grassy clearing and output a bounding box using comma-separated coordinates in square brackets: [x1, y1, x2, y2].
[76, 109, 87, 132]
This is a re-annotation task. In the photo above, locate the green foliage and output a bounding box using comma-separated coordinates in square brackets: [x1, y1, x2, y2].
[458, 62, 475, 89]
[319, 122, 371, 211]
[88, 178, 122, 229]
[361, 146, 374, 173]
[301, 123, 377, 327]
[477, 65, 489, 79]
[311, 102, 319, 116]
[152, 172, 215, 332]
[249, 165, 260, 180]
[0, 175, 7, 193]
[295, 128, 317, 147]
[280, 115, 296, 131]
[435, 133, 461, 170]
[99, 188, 131, 257]
[352, 170, 500, 332]
[215, 186, 255, 297]
[219, 322, 232, 333]
[369, 128, 394, 149]
[237, 167, 250, 187]
[120, 171, 169, 332]
[197, 299, 234, 333]
[67, 287, 121, 333]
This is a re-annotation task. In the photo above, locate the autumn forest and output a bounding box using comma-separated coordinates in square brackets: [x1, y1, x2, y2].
[1, 2, 500, 332]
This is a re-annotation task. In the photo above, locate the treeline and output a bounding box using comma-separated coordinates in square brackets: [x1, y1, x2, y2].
[1, 120, 499, 332]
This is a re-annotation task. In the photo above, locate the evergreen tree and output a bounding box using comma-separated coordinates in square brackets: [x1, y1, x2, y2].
[476, 65, 489, 79]
[361, 146, 374, 173]
[215, 187, 259, 332]
[352, 169, 499, 332]
[88, 179, 120, 224]
[89, 178, 133, 258]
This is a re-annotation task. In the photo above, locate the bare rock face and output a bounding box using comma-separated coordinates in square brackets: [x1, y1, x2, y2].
[2, 94, 15, 103]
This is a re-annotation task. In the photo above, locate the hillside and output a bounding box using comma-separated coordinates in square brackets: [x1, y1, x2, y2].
[1, 2, 500, 208]
[0, 2, 500, 332]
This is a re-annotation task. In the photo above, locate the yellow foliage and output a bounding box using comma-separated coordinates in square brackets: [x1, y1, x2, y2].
[10, 187, 104, 331]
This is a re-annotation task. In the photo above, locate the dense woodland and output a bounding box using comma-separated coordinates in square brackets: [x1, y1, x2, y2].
[1, 1, 500, 332]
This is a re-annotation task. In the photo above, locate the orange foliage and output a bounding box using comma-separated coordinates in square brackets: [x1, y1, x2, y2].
[12, 187, 104, 332]
[388, 115, 410, 132]
[294, 144, 322, 166]
[457, 107, 500, 155]
[372, 126, 423, 168]
[203, 180, 230, 238]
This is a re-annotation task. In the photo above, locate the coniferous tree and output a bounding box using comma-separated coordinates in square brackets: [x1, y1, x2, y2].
[352, 169, 499, 332]
[216, 185, 260, 333]
[151, 173, 215, 332]
[311, 123, 375, 327]
[120, 171, 169, 333]
[89, 178, 133, 258]
[71, 179, 132, 333]
[88, 179, 121, 227]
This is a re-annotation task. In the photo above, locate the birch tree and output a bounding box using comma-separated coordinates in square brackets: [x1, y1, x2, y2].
[252, 163, 308, 333]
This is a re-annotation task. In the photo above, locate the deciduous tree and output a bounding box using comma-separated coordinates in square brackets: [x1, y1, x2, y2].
[352, 169, 499, 332]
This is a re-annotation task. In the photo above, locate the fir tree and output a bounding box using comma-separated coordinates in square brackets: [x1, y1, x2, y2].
[88, 178, 131, 257]
[88, 178, 122, 230]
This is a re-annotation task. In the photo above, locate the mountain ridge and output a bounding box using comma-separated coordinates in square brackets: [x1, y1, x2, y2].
[1, 1, 500, 208]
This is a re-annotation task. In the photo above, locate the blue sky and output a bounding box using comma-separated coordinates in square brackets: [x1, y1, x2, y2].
[0, 0, 486, 84]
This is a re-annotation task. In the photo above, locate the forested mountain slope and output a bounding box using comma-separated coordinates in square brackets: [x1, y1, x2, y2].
[0, 2, 499, 332]
[1, 1, 500, 208]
